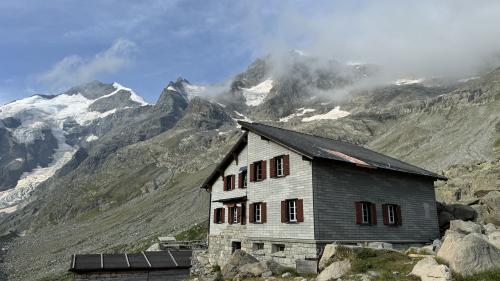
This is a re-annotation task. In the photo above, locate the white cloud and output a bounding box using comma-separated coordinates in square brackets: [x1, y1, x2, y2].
[244, 0, 500, 80]
[37, 39, 136, 88]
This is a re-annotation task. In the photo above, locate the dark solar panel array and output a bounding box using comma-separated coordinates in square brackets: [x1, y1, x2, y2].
[70, 250, 192, 272]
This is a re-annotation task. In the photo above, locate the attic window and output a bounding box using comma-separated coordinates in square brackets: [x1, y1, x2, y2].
[255, 162, 263, 180]
[250, 160, 266, 182]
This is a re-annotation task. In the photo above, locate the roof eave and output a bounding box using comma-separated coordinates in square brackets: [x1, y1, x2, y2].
[200, 131, 248, 190]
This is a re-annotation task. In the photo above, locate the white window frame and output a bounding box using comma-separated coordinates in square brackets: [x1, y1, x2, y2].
[255, 162, 262, 180]
[276, 156, 284, 177]
[288, 200, 297, 222]
[388, 205, 396, 224]
[255, 203, 262, 223]
[361, 203, 370, 224]
[231, 207, 238, 223]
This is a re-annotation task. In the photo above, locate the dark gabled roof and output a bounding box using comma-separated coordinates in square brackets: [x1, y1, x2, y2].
[238, 121, 447, 181]
[201, 132, 248, 189]
[69, 250, 192, 272]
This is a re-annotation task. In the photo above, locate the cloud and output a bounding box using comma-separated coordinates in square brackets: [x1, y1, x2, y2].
[243, 0, 500, 80]
[37, 39, 136, 88]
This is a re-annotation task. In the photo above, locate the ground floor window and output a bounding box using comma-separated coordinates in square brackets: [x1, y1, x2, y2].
[252, 243, 264, 251]
[355, 201, 376, 225]
[272, 244, 286, 253]
[231, 241, 241, 253]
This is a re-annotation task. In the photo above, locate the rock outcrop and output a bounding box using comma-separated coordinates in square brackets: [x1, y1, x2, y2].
[221, 250, 259, 280]
[411, 257, 452, 281]
[437, 231, 500, 276]
[316, 260, 351, 281]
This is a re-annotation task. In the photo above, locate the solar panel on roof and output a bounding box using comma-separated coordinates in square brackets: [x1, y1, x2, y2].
[170, 250, 192, 267]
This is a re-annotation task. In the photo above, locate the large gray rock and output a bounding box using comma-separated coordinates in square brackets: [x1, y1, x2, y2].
[411, 257, 452, 281]
[317, 260, 351, 281]
[266, 259, 287, 275]
[437, 232, 500, 276]
[238, 261, 268, 277]
[488, 231, 500, 249]
[221, 250, 259, 280]
[319, 244, 338, 271]
[449, 220, 482, 235]
[484, 223, 498, 235]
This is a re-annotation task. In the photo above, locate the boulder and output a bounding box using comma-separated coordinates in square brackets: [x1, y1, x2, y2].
[484, 223, 497, 235]
[317, 260, 351, 281]
[319, 244, 338, 270]
[437, 232, 500, 276]
[481, 191, 500, 224]
[200, 272, 222, 281]
[266, 259, 287, 275]
[221, 250, 259, 280]
[488, 231, 500, 249]
[238, 261, 268, 277]
[411, 257, 452, 281]
[449, 220, 482, 234]
[281, 272, 292, 278]
[451, 204, 477, 221]
[432, 239, 443, 252]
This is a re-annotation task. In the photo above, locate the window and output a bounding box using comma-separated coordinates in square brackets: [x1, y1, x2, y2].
[255, 162, 263, 181]
[241, 171, 247, 188]
[382, 204, 402, 225]
[388, 205, 396, 224]
[361, 202, 370, 224]
[214, 208, 224, 224]
[276, 156, 284, 176]
[232, 241, 241, 253]
[272, 244, 286, 253]
[288, 200, 297, 222]
[270, 155, 289, 178]
[253, 243, 264, 251]
[281, 199, 303, 223]
[231, 207, 238, 224]
[225, 175, 234, 190]
[254, 203, 262, 223]
[355, 202, 376, 225]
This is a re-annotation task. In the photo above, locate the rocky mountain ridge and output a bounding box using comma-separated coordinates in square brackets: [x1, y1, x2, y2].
[0, 54, 499, 280]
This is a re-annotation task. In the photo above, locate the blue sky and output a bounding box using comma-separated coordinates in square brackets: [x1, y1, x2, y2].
[1, 0, 500, 105]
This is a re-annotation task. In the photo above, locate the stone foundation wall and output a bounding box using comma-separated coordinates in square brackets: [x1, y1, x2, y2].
[208, 234, 320, 268]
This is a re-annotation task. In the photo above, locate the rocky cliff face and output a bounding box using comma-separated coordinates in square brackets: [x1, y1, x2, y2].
[0, 56, 499, 280]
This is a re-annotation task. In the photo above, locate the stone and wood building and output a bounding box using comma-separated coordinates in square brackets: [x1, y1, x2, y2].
[201, 121, 446, 267]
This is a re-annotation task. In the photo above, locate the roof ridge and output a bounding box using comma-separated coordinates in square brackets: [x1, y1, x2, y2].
[239, 121, 350, 144]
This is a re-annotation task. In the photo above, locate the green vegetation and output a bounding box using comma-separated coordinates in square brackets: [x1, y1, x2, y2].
[332, 247, 419, 281]
[175, 222, 208, 241]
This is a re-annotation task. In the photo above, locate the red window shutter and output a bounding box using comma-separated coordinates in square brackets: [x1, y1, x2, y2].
[221, 208, 225, 223]
[270, 158, 276, 178]
[370, 204, 377, 225]
[228, 207, 233, 225]
[297, 199, 304, 222]
[249, 203, 255, 223]
[284, 154, 290, 176]
[281, 201, 287, 223]
[396, 205, 402, 225]
[261, 160, 267, 180]
[262, 202, 267, 223]
[249, 164, 255, 182]
[231, 175, 235, 190]
[238, 173, 243, 188]
[382, 204, 389, 225]
[355, 202, 362, 224]
[237, 206, 242, 223]
[213, 209, 218, 223]
[223, 177, 227, 191]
